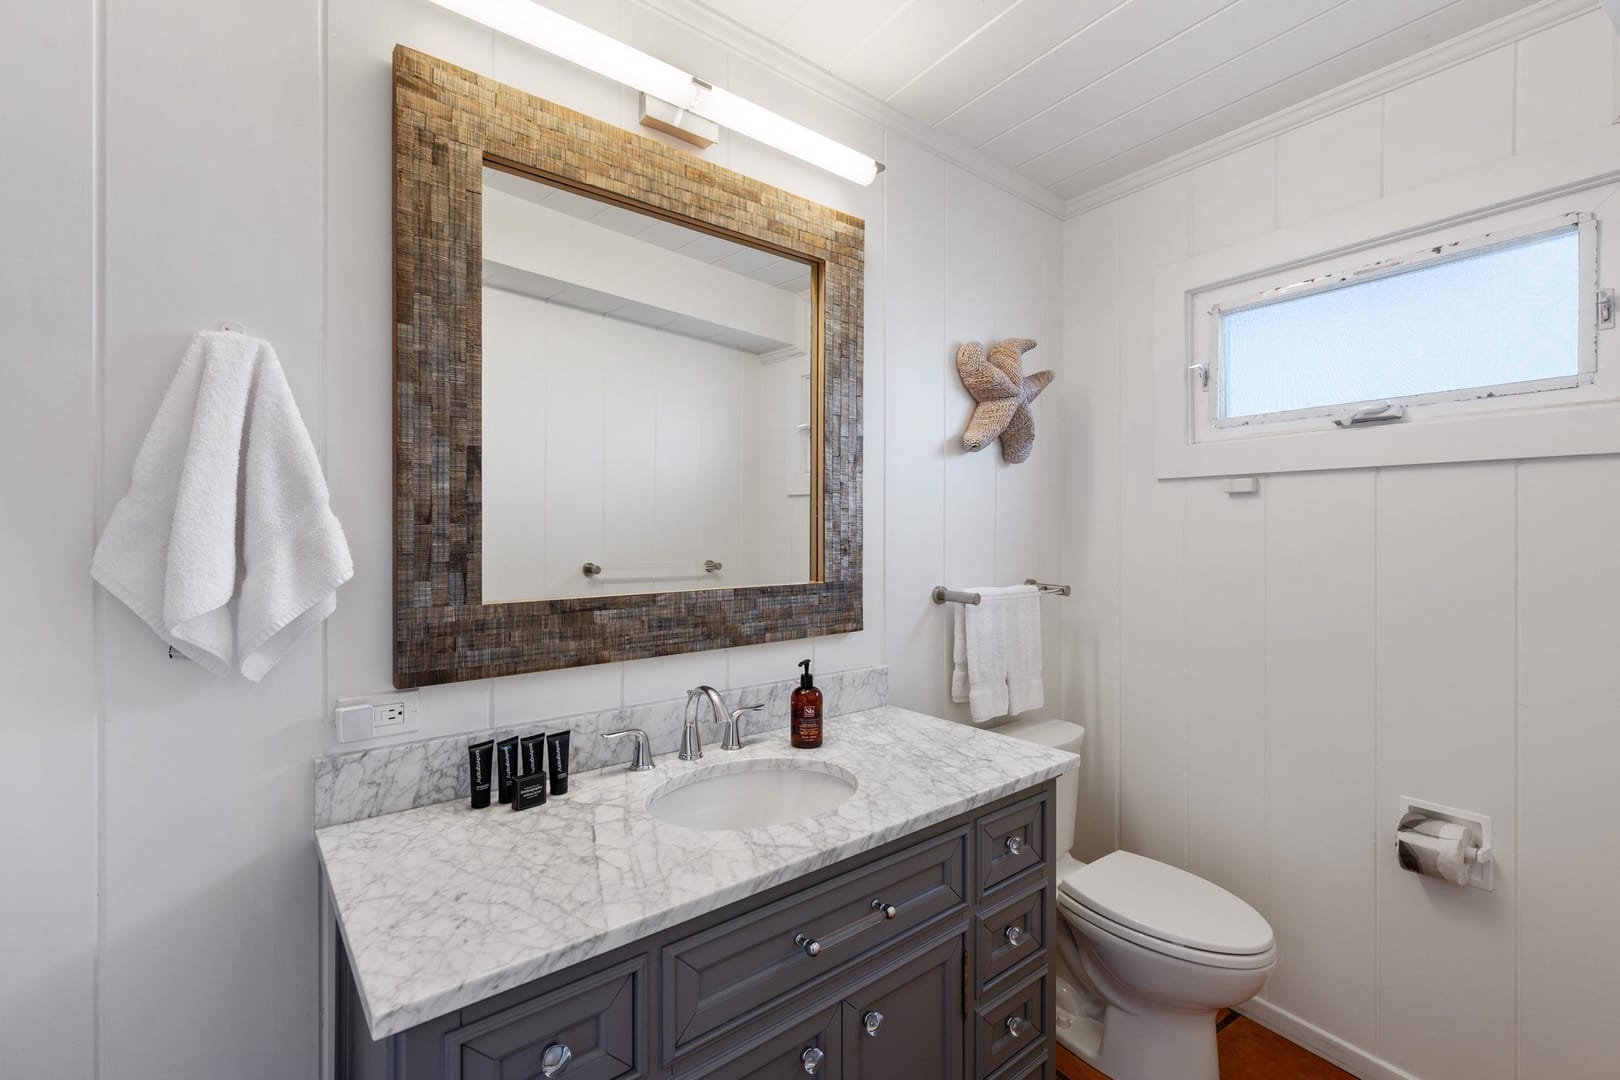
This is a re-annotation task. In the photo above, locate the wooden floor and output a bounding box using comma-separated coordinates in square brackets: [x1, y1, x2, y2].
[1056, 1012, 1353, 1080]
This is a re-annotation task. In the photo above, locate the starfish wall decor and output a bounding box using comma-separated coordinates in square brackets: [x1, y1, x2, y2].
[955, 338, 1054, 464]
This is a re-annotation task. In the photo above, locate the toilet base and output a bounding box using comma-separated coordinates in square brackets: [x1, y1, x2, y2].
[1084, 996, 1220, 1080]
[1052, 971, 1102, 1061]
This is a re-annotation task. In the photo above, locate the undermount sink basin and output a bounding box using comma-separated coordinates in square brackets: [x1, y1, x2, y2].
[647, 760, 859, 831]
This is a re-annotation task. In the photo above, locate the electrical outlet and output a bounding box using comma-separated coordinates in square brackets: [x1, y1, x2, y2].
[334, 690, 420, 743]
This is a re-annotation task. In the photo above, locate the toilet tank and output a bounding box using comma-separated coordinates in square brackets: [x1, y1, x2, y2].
[993, 717, 1084, 859]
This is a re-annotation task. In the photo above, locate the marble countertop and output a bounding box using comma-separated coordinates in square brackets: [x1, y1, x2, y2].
[317, 706, 1079, 1039]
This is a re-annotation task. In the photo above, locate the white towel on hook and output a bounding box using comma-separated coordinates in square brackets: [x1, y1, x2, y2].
[951, 584, 1044, 724]
[91, 330, 353, 680]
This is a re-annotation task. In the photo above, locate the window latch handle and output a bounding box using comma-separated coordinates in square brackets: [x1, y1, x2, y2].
[1334, 402, 1407, 428]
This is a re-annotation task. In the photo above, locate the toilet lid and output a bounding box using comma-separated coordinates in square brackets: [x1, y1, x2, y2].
[1059, 851, 1274, 956]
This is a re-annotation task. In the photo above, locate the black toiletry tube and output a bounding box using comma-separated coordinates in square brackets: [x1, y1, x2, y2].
[468, 739, 494, 809]
[512, 770, 548, 811]
[547, 730, 571, 796]
[496, 736, 520, 804]
[519, 732, 547, 778]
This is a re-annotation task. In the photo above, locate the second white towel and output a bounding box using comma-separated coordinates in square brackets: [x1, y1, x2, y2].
[951, 584, 1044, 724]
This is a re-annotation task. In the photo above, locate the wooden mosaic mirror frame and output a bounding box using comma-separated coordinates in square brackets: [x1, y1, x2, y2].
[392, 46, 864, 688]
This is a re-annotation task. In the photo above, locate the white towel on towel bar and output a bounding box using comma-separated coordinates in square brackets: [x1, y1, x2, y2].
[92, 330, 353, 680]
[951, 584, 1044, 724]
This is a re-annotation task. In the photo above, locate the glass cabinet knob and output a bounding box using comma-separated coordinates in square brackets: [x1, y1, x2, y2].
[800, 1046, 825, 1074]
[863, 1010, 884, 1037]
[1006, 1016, 1031, 1039]
[1004, 925, 1025, 947]
[539, 1042, 572, 1077]
[1004, 835, 1024, 856]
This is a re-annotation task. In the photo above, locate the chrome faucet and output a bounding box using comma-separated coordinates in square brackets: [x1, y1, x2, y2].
[681, 687, 765, 758]
[600, 728, 655, 771]
[724, 703, 764, 750]
[681, 686, 728, 761]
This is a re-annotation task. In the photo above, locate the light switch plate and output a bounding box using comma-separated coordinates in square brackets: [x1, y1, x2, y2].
[334, 691, 420, 743]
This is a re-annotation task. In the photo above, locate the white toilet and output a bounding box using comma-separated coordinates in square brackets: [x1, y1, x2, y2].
[998, 717, 1276, 1080]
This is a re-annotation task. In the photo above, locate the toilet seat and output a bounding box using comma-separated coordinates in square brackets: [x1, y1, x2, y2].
[1059, 851, 1275, 971]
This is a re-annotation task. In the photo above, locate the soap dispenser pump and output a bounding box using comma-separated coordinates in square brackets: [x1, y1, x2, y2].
[791, 659, 823, 748]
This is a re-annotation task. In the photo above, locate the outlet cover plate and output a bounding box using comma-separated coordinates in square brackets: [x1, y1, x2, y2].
[334, 690, 420, 743]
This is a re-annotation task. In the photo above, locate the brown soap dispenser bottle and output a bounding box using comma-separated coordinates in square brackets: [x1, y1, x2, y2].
[791, 659, 823, 748]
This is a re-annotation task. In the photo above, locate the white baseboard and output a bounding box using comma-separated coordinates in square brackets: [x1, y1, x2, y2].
[1237, 997, 1422, 1080]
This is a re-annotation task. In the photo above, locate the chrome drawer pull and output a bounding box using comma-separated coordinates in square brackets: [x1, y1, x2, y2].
[871, 899, 898, 920]
[1004, 835, 1024, 856]
[801, 1046, 826, 1074]
[794, 933, 822, 958]
[863, 1010, 884, 1037]
[1004, 925, 1024, 947]
[540, 1042, 572, 1077]
[1005, 1016, 1031, 1039]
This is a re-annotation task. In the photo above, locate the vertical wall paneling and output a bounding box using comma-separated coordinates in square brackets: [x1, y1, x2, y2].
[1515, 456, 1620, 1079]
[1063, 11, 1620, 1076]
[1060, 202, 1122, 861]
[1381, 48, 1515, 194]
[880, 138, 950, 718]
[97, 0, 326, 1076]
[1261, 471, 1377, 1049]
[0, 3, 97, 1078]
[1373, 464, 1518, 1080]
[1514, 10, 1617, 155]
[1183, 479, 1267, 912]
[0, 0, 1067, 1075]
[1115, 174, 1192, 868]
[1274, 99, 1384, 228]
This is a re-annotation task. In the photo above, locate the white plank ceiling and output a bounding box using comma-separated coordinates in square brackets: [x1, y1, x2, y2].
[692, 0, 1540, 202]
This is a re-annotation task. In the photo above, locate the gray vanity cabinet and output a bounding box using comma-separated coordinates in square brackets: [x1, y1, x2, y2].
[337, 782, 1056, 1080]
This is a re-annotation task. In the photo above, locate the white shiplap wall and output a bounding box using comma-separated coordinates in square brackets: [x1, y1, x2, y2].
[1061, 10, 1620, 1079]
[2, 1, 1065, 1077]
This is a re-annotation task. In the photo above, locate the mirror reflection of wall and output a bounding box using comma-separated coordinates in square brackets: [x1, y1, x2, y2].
[479, 167, 818, 603]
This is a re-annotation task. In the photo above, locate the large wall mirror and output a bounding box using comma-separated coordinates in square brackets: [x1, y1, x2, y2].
[393, 47, 863, 687]
[480, 166, 818, 603]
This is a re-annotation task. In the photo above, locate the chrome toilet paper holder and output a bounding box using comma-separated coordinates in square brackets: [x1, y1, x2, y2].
[1396, 796, 1495, 891]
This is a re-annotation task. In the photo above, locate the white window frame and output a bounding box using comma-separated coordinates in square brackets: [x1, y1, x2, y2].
[1205, 215, 1595, 432]
[1155, 129, 1620, 479]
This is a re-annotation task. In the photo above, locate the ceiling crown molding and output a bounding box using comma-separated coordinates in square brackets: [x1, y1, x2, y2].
[631, 0, 1067, 218]
[1062, 0, 1601, 219]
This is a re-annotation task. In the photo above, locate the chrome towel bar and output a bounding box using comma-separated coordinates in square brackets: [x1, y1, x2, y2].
[931, 579, 1071, 605]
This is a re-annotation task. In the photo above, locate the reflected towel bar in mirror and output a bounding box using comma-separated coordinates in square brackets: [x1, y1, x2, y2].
[583, 560, 723, 579]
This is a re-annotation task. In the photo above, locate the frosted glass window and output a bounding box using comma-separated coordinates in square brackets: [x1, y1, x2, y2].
[1218, 226, 1582, 421]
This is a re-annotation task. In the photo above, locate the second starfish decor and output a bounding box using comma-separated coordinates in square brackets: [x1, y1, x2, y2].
[956, 338, 1054, 464]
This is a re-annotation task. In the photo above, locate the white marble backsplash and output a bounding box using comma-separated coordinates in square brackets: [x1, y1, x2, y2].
[314, 665, 887, 828]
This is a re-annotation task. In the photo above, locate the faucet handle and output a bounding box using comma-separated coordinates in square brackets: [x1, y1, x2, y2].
[600, 729, 655, 771]
[722, 703, 764, 751]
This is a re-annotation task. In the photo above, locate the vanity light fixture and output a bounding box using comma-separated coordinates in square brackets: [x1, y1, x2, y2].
[422, 0, 885, 185]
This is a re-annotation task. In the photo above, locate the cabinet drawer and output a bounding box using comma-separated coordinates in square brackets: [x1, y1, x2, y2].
[664, 829, 967, 1056]
[444, 956, 646, 1080]
[977, 795, 1047, 897]
[974, 968, 1047, 1080]
[975, 884, 1047, 992]
[995, 1048, 1051, 1080]
[674, 1004, 841, 1079]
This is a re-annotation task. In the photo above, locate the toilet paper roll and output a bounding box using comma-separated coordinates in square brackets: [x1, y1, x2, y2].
[1396, 818, 1476, 886]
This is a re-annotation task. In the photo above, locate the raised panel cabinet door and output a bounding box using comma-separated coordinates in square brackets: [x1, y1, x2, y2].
[840, 935, 965, 1080]
[675, 1003, 842, 1080]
